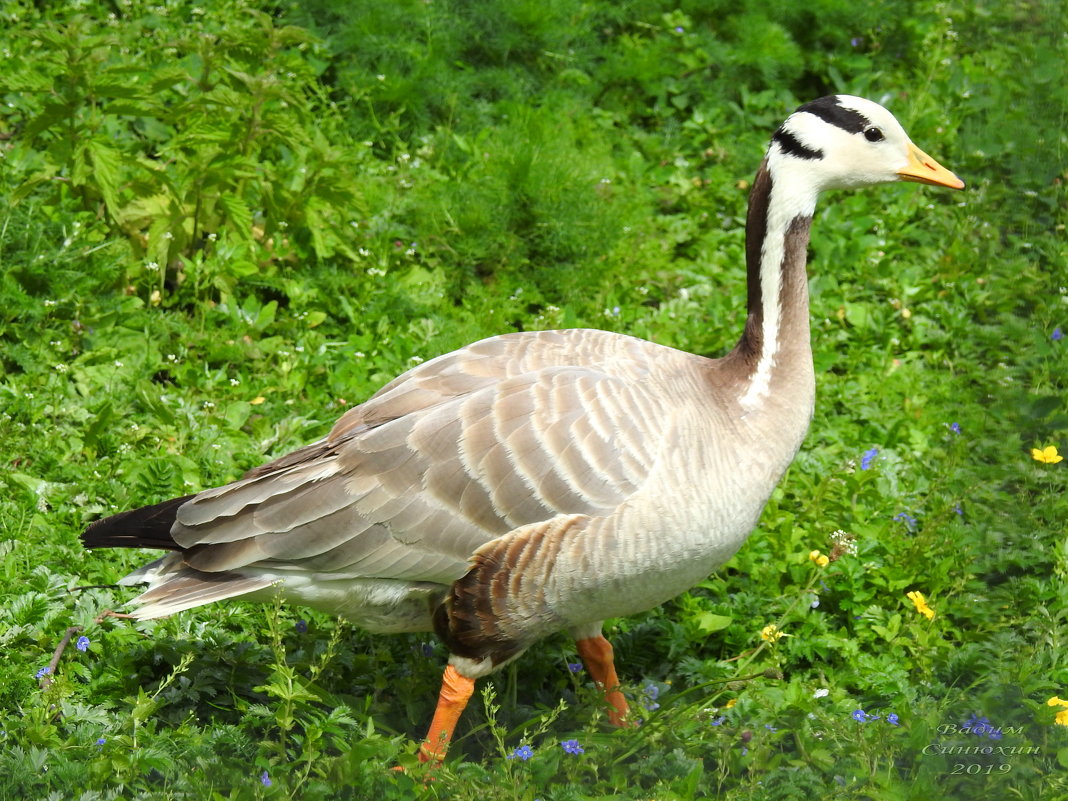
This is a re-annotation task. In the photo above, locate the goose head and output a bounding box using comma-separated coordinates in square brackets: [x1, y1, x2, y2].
[767, 95, 965, 198]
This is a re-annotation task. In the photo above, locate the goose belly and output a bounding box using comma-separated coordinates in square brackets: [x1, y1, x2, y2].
[243, 573, 444, 633]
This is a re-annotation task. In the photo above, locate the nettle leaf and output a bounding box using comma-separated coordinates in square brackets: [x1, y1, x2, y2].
[85, 138, 126, 219]
[24, 99, 72, 140]
[218, 194, 255, 239]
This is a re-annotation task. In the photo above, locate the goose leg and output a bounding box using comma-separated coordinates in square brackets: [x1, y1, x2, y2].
[419, 663, 476, 762]
[575, 634, 630, 726]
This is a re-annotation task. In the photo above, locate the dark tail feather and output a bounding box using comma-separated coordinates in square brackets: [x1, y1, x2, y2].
[82, 495, 195, 551]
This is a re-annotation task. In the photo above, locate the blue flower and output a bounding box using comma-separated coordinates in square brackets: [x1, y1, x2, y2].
[561, 739, 585, 755]
[1052, 327, 1063, 341]
[294, 619, 308, 634]
[260, 770, 271, 787]
[860, 447, 878, 470]
[95, 737, 106, 747]
[894, 511, 918, 530]
[764, 723, 777, 732]
[711, 716, 726, 726]
[567, 662, 583, 673]
[887, 713, 899, 726]
[76, 636, 90, 652]
[35, 666, 51, 679]
[852, 709, 870, 722]
[508, 745, 534, 761]
[948, 422, 961, 434]
[641, 681, 661, 711]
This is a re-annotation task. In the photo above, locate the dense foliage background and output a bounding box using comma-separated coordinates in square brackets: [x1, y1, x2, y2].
[1, 0, 1065, 798]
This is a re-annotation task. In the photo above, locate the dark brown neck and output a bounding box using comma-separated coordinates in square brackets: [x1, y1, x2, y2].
[727, 158, 815, 403]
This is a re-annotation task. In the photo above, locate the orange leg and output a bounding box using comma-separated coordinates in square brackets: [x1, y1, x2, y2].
[575, 635, 630, 726]
[419, 664, 476, 762]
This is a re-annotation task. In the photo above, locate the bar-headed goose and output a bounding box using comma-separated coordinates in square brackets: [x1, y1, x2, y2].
[83, 95, 964, 760]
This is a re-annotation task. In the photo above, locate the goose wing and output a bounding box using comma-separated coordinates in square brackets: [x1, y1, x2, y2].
[168, 329, 683, 585]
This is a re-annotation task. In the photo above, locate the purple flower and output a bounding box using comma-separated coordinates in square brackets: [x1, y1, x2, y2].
[260, 771, 271, 787]
[948, 422, 961, 434]
[860, 447, 878, 470]
[1052, 327, 1063, 341]
[508, 745, 534, 761]
[561, 739, 585, 755]
[76, 636, 90, 652]
[850, 36, 863, 47]
[567, 662, 584, 674]
[294, 619, 308, 634]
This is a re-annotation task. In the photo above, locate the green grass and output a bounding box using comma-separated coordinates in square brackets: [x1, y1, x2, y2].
[1, 0, 1066, 798]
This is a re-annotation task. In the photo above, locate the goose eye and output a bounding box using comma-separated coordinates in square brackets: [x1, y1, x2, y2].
[864, 126, 885, 142]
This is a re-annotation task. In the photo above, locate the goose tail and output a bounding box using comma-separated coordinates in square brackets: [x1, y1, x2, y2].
[81, 495, 193, 552]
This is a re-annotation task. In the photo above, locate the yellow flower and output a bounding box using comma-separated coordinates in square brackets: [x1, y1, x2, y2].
[250, 396, 266, 405]
[906, 590, 935, 620]
[725, 698, 737, 708]
[808, 549, 830, 567]
[1031, 445, 1063, 464]
[1049, 697, 1068, 726]
[760, 624, 785, 642]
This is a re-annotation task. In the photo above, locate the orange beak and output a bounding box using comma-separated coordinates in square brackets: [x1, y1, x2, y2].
[897, 142, 965, 189]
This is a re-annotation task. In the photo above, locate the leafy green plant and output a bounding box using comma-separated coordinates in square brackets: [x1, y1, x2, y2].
[0, 0, 1065, 798]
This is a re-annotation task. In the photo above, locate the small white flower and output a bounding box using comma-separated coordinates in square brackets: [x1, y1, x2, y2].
[54, 363, 68, 373]
[814, 688, 829, 698]
[230, 378, 240, 386]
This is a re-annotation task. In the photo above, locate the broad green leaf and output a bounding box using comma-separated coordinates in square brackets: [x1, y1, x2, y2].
[695, 612, 732, 633]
